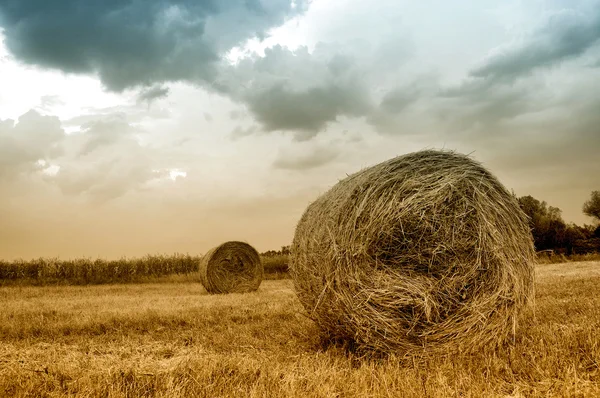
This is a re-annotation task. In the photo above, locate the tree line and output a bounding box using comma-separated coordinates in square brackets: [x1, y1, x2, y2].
[517, 190, 600, 254]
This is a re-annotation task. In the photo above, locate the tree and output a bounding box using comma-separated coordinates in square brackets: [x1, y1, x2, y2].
[518, 195, 567, 251]
[583, 191, 600, 222]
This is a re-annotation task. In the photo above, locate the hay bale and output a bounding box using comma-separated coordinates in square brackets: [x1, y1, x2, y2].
[290, 150, 535, 354]
[199, 241, 263, 294]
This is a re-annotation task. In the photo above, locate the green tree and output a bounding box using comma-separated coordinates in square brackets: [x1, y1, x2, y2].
[583, 191, 600, 222]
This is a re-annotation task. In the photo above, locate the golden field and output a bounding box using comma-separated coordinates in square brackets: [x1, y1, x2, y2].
[0, 261, 599, 397]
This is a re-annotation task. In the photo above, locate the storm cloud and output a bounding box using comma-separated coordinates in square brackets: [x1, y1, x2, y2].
[471, 7, 600, 83]
[215, 44, 376, 139]
[433, 4, 600, 137]
[0, 0, 307, 90]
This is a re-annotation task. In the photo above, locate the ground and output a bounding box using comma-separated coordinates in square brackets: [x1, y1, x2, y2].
[1, 262, 599, 397]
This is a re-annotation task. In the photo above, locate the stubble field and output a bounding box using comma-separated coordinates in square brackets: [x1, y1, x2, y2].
[1, 261, 599, 397]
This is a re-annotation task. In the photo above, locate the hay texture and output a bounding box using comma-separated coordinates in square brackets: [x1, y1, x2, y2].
[290, 150, 535, 355]
[199, 241, 263, 294]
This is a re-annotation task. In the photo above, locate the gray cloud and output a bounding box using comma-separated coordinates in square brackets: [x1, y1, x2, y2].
[0, 110, 64, 178]
[470, 8, 600, 82]
[273, 146, 340, 170]
[217, 44, 374, 139]
[245, 82, 371, 139]
[0, 0, 307, 91]
[137, 85, 170, 105]
[229, 110, 246, 120]
[366, 78, 437, 134]
[77, 115, 137, 156]
[0, 2, 419, 138]
[438, 79, 541, 133]
[435, 5, 600, 135]
[379, 87, 420, 113]
[433, 6, 600, 132]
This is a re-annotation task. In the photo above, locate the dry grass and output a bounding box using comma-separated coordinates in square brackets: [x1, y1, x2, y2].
[0, 261, 598, 397]
[291, 150, 535, 355]
[199, 241, 263, 294]
[536, 252, 600, 265]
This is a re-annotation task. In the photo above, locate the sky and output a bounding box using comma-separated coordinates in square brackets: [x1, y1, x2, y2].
[0, 0, 599, 260]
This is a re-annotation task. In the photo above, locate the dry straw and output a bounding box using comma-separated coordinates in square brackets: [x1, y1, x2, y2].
[290, 150, 535, 355]
[199, 241, 263, 294]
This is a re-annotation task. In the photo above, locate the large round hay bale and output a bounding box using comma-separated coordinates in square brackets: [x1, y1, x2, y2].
[290, 150, 535, 355]
[199, 241, 263, 294]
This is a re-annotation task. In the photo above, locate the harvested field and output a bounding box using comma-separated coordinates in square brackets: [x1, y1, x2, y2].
[1, 261, 599, 397]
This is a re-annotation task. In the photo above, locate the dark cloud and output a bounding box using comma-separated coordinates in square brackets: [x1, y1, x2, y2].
[137, 85, 170, 105]
[470, 8, 600, 82]
[0, 110, 64, 178]
[0, 0, 307, 91]
[0, 3, 418, 138]
[217, 45, 374, 139]
[245, 82, 371, 140]
[273, 146, 339, 170]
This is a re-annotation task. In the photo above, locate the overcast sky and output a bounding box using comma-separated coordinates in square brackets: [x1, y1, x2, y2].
[1, 0, 599, 260]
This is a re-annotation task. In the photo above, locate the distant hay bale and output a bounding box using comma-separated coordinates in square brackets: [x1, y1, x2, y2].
[290, 149, 535, 355]
[199, 241, 263, 294]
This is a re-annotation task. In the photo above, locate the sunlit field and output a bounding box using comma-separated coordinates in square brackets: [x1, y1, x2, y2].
[0, 261, 599, 397]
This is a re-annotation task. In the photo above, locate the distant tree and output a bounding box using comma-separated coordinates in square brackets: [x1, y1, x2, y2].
[562, 223, 588, 255]
[261, 246, 291, 257]
[518, 195, 567, 251]
[583, 191, 600, 222]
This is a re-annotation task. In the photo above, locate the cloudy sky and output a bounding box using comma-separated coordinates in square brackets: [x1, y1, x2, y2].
[1, 0, 599, 260]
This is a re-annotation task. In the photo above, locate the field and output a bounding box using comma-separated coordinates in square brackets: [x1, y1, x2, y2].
[0, 261, 599, 397]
